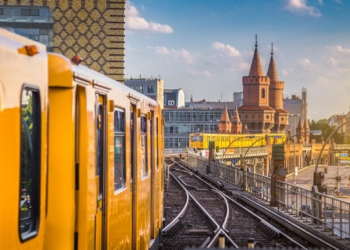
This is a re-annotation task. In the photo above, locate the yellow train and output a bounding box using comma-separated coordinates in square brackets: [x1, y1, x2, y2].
[0, 29, 164, 249]
[189, 133, 287, 150]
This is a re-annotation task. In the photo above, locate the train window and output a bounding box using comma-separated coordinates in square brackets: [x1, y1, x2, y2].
[141, 115, 148, 178]
[96, 102, 104, 197]
[114, 109, 126, 191]
[19, 86, 41, 240]
[0, 9, 3, 15]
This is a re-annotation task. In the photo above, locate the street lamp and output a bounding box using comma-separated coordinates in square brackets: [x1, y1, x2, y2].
[281, 129, 322, 181]
[314, 120, 350, 177]
[289, 114, 300, 182]
[243, 135, 282, 172]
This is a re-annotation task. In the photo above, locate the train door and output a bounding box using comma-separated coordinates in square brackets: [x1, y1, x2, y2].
[150, 111, 154, 241]
[95, 94, 107, 250]
[130, 104, 136, 250]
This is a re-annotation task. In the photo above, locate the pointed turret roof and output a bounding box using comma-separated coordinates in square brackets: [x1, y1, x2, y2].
[267, 43, 279, 82]
[220, 105, 230, 122]
[232, 106, 241, 123]
[297, 118, 304, 130]
[248, 35, 264, 77]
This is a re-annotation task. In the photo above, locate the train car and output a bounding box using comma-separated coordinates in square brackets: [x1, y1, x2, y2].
[0, 28, 164, 250]
[189, 133, 287, 150]
[0, 28, 48, 249]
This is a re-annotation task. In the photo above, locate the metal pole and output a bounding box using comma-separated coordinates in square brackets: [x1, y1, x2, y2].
[315, 120, 350, 173]
[293, 123, 296, 181]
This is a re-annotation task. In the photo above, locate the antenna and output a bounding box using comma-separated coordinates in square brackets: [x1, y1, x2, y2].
[271, 43, 273, 56]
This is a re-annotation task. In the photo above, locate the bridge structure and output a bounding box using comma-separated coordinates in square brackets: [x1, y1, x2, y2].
[186, 153, 350, 243]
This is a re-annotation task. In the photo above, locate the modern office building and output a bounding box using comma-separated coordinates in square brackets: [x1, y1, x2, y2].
[0, 0, 125, 82]
[125, 78, 164, 108]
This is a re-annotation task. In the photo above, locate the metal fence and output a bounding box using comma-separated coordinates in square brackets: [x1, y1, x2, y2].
[187, 153, 350, 239]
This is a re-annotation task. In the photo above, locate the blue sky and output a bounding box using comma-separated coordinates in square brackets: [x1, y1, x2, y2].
[125, 0, 350, 120]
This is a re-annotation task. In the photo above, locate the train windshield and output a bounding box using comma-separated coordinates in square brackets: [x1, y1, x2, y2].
[191, 135, 203, 142]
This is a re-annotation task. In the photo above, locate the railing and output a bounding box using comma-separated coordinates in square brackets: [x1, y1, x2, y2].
[334, 144, 350, 150]
[164, 148, 187, 155]
[186, 154, 350, 240]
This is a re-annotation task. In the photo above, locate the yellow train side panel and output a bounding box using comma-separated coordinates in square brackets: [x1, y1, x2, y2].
[0, 29, 47, 249]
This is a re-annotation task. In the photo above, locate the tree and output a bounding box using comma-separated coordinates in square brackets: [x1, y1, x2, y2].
[309, 119, 344, 144]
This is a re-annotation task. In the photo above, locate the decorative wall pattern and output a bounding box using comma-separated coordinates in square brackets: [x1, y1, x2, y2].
[1, 0, 125, 82]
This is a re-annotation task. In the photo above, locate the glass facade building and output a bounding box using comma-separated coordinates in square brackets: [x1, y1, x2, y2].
[163, 108, 235, 153]
[0, 6, 53, 51]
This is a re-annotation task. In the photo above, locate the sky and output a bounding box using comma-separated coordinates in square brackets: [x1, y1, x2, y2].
[125, 0, 350, 120]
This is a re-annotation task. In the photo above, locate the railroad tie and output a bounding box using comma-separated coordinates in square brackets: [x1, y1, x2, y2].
[167, 220, 185, 237]
[256, 221, 279, 240]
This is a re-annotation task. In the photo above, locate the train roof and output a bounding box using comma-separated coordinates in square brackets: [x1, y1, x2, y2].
[48, 53, 159, 108]
[0, 28, 46, 56]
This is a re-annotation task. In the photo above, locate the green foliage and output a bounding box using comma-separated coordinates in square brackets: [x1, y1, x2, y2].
[309, 119, 344, 143]
[21, 95, 34, 193]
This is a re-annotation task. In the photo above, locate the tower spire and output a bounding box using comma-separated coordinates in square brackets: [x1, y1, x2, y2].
[248, 34, 264, 76]
[267, 43, 278, 82]
[271, 43, 273, 56]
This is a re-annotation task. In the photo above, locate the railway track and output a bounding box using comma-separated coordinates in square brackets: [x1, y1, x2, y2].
[164, 160, 329, 249]
[162, 169, 218, 249]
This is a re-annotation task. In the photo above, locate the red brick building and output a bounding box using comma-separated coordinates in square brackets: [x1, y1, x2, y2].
[219, 38, 289, 134]
[238, 39, 289, 134]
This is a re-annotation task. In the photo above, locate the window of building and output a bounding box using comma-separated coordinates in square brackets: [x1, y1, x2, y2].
[114, 109, 125, 191]
[21, 9, 30, 16]
[135, 85, 144, 93]
[0, 8, 3, 15]
[147, 85, 155, 93]
[141, 115, 148, 178]
[168, 100, 175, 106]
[30, 9, 39, 16]
[19, 86, 41, 240]
[21, 9, 40, 16]
[261, 88, 265, 98]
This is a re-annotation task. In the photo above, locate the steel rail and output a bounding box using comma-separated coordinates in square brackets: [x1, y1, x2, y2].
[206, 229, 239, 249]
[223, 194, 308, 250]
[162, 172, 190, 233]
[177, 161, 309, 249]
[175, 175, 220, 233]
[237, 194, 339, 250]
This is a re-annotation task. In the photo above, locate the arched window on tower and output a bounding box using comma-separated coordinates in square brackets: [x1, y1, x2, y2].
[261, 88, 265, 98]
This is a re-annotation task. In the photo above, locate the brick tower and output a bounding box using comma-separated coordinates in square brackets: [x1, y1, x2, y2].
[267, 44, 289, 133]
[238, 35, 275, 133]
[218, 105, 232, 134]
[296, 118, 305, 141]
[231, 106, 242, 134]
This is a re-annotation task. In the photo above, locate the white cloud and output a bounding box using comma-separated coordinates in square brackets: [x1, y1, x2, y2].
[298, 58, 311, 67]
[329, 57, 338, 67]
[153, 46, 170, 54]
[212, 42, 241, 57]
[282, 69, 288, 76]
[326, 45, 350, 55]
[141, 4, 145, 10]
[126, 3, 173, 33]
[186, 67, 214, 77]
[283, 0, 322, 17]
[333, 0, 341, 3]
[148, 46, 197, 64]
[318, 0, 323, 5]
[238, 62, 250, 71]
